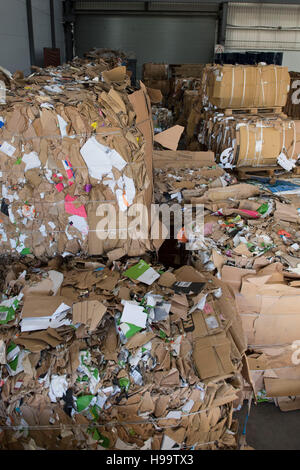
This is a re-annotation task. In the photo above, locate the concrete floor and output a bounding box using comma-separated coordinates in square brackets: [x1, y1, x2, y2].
[235, 402, 300, 450]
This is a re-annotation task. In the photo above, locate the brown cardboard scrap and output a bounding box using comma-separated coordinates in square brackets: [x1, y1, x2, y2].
[170, 294, 189, 319]
[14, 328, 63, 352]
[193, 184, 260, 204]
[277, 396, 300, 411]
[153, 150, 215, 169]
[265, 378, 300, 397]
[125, 331, 155, 350]
[274, 201, 299, 224]
[193, 332, 234, 380]
[221, 265, 256, 294]
[154, 125, 184, 151]
[72, 300, 107, 331]
[157, 271, 177, 287]
[102, 66, 127, 83]
[107, 248, 127, 262]
[146, 87, 163, 104]
[21, 296, 68, 319]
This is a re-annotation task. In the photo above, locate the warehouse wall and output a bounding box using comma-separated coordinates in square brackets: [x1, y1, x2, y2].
[0, 0, 31, 74]
[32, 0, 66, 67]
[0, 0, 65, 75]
[74, 14, 217, 79]
[225, 2, 300, 72]
[282, 52, 300, 73]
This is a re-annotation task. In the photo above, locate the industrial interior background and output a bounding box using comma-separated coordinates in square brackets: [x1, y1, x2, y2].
[1, 0, 300, 78]
[1, 0, 300, 451]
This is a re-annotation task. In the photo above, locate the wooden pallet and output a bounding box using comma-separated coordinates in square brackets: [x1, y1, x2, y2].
[224, 107, 284, 116]
[236, 165, 284, 181]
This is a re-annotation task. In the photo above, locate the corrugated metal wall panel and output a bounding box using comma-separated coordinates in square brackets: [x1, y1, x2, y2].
[75, 14, 217, 79]
[226, 2, 300, 51]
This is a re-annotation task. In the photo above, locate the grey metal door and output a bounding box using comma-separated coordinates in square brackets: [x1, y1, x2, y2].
[74, 14, 217, 79]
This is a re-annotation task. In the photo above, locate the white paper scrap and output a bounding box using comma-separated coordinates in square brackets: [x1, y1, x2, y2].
[22, 151, 41, 172]
[136, 268, 160, 286]
[48, 375, 68, 402]
[80, 137, 127, 181]
[57, 114, 68, 138]
[0, 141, 16, 157]
[120, 302, 147, 329]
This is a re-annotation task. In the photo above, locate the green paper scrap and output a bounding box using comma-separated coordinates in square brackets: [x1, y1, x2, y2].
[123, 259, 160, 285]
[21, 248, 31, 255]
[257, 202, 269, 215]
[124, 323, 142, 339]
[89, 428, 110, 448]
[76, 375, 89, 383]
[159, 330, 167, 339]
[6, 341, 24, 376]
[76, 394, 94, 412]
[124, 260, 152, 279]
[6, 342, 17, 355]
[119, 377, 130, 392]
[0, 294, 22, 325]
[14, 158, 22, 165]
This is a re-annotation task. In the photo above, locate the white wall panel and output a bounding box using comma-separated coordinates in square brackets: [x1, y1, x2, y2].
[226, 2, 300, 51]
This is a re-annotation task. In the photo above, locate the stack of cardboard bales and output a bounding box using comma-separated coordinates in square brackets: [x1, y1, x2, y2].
[167, 65, 206, 149]
[0, 58, 155, 260]
[142, 63, 170, 105]
[198, 64, 299, 170]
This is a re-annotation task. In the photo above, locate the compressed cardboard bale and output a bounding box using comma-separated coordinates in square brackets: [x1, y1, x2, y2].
[142, 78, 170, 97]
[142, 63, 169, 81]
[0, 58, 154, 258]
[199, 110, 300, 168]
[205, 64, 290, 109]
[171, 64, 205, 79]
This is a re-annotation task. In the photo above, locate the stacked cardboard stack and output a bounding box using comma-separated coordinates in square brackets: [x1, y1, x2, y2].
[0, 58, 155, 259]
[169, 79, 202, 125]
[0, 254, 247, 450]
[223, 262, 300, 412]
[198, 65, 299, 169]
[142, 64, 170, 104]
